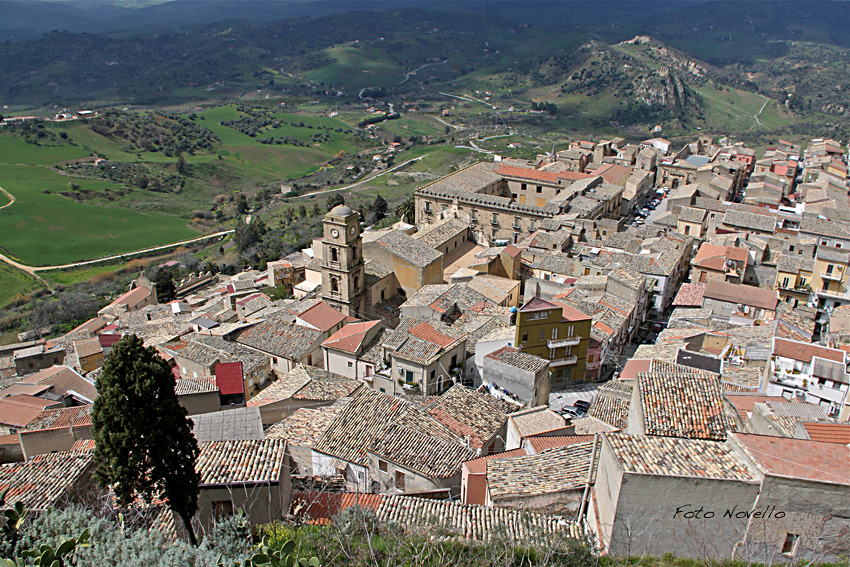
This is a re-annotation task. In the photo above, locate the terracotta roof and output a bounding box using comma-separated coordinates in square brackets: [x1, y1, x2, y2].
[104, 286, 153, 310]
[801, 422, 850, 445]
[485, 346, 548, 374]
[732, 433, 849, 485]
[22, 405, 92, 432]
[773, 337, 845, 364]
[427, 385, 510, 450]
[195, 439, 287, 486]
[502, 244, 522, 257]
[606, 433, 757, 481]
[525, 435, 596, 454]
[619, 359, 652, 380]
[463, 448, 527, 475]
[704, 280, 778, 311]
[248, 366, 360, 406]
[724, 394, 788, 417]
[0, 383, 52, 398]
[587, 380, 632, 429]
[638, 373, 729, 441]
[375, 494, 581, 540]
[408, 322, 456, 349]
[0, 396, 57, 428]
[487, 442, 594, 499]
[368, 423, 475, 478]
[518, 297, 557, 312]
[296, 301, 347, 333]
[322, 320, 382, 354]
[672, 283, 706, 307]
[73, 338, 103, 359]
[507, 406, 566, 439]
[19, 366, 97, 403]
[0, 451, 93, 511]
[265, 401, 349, 446]
[174, 377, 219, 396]
[236, 312, 322, 360]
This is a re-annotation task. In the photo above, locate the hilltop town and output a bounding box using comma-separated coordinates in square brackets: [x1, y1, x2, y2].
[1, 132, 849, 563]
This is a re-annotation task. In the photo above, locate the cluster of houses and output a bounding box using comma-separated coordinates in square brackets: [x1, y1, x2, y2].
[0, 134, 848, 562]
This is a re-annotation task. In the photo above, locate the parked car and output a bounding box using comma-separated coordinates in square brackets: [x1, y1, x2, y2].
[574, 400, 591, 412]
[560, 405, 585, 418]
[652, 322, 664, 332]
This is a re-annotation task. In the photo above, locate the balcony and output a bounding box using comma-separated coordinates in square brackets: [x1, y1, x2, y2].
[550, 355, 578, 367]
[821, 272, 844, 282]
[548, 337, 581, 348]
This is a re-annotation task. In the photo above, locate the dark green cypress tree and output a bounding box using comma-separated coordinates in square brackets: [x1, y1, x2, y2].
[92, 335, 200, 545]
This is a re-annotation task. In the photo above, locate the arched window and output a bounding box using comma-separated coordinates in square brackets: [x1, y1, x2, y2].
[330, 278, 339, 293]
[353, 275, 359, 291]
[330, 248, 338, 263]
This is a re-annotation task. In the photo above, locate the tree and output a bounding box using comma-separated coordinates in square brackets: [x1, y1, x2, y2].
[373, 195, 388, 221]
[396, 197, 415, 223]
[154, 268, 176, 302]
[92, 335, 201, 545]
[176, 155, 187, 176]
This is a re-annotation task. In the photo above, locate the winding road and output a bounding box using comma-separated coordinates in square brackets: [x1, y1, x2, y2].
[752, 95, 770, 130]
[0, 187, 14, 210]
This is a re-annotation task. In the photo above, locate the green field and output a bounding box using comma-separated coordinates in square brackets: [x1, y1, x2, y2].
[304, 46, 405, 90]
[0, 134, 91, 165]
[0, 262, 42, 309]
[694, 83, 795, 132]
[0, 164, 196, 266]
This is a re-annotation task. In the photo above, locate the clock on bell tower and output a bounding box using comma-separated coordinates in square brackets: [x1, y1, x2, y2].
[320, 204, 367, 318]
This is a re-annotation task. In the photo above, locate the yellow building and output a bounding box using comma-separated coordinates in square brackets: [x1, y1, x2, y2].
[812, 248, 849, 296]
[514, 297, 592, 388]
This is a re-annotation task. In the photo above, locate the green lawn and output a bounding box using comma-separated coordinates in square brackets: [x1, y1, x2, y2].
[0, 134, 91, 165]
[0, 164, 196, 266]
[0, 262, 42, 309]
[41, 263, 128, 286]
[694, 83, 794, 131]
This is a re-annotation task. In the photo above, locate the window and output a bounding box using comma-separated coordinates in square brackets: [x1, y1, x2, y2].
[588, 354, 595, 363]
[424, 202, 431, 212]
[514, 217, 521, 228]
[347, 361, 353, 368]
[567, 326, 574, 337]
[405, 370, 413, 381]
[430, 370, 436, 379]
[522, 332, 528, 343]
[550, 348, 557, 358]
[330, 247, 338, 262]
[724, 302, 732, 309]
[492, 212, 498, 225]
[353, 275, 360, 290]
[539, 329, 545, 340]
[470, 209, 477, 220]
[451, 354, 457, 368]
[512, 194, 517, 200]
[380, 289, 385, 301]
[395, 470, 406, 490]
[213, 500, 233, 520]
[527, 311, 549, 321]
[521, 183, 527, 191]
[182, 367, 186, 375]
[565, 345, 572, 356]
[330, 278, 339, 293]
[782, 534, 799, 555]
[782, 277, 790, 288]
[366, 366, 373, 377]
[530, 221, 536, 231]
[378, 459, 388, 473]
[552, 327, 559, 339]
[536, 186, 542, 193]
[684, 225, 691, 235]
[826, 264, 835, 274]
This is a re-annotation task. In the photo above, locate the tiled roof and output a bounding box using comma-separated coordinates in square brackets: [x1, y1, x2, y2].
[0, 452, 93, 511]
[427, 384, 510, 449]
[413, 218, 469, 248]
[587, 380, 632, 429]
[773, 337, 845, 364]
[507, 406, 566, 439]
[724, 394, 788, 417]
[265, 401, 350, 446]
[248, 366, 360, 406]
[191, 407, 263, 442]
[0, 396, 57, 428]
[467, 275, 518, 304]
[195, 439, 287, 485]
[463, 448, 527, 475]
[801, 422, 850, 445]
[638, 373, 729, 440]
[19, 366, 97, 403]
[486, 346, 548, 374]
[322, 320, 382, 354]
[704, 280, 778, 311]
[0, 383, 51, 398]
[487, 442, 594, 499]
[73, 338, 102, 359]
[375, 494, 581, 540]
[174, 377, 218, 395]
[722, 210, 776, 233]
[22, 405, 92, 432]
[677, 207, 707, 224]
[732, 433, 849, 485]
[372, 230, 442, 267]
[368, 423, 475, 478]
[525, 435, 597, 454]
[291, 492, 383, 525]
[313, 389, 459, 466]
[572, 416, 618, 434]
[606, 433, 757, 481]
[236, 312, 322, 360]
[170, 335, 268, 375]
[296, 302, 347, 333]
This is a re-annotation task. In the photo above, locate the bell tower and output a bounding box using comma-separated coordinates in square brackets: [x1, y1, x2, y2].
[321, 204, 367, 318]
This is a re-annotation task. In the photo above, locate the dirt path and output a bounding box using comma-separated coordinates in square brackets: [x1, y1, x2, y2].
[0, 230, 235, 280]
[298, 156, 425, 197]
[0, 186, 14, 210]
[751, 95, 770, 130]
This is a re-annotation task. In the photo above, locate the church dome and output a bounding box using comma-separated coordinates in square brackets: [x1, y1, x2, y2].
[330, 204, 354, 216]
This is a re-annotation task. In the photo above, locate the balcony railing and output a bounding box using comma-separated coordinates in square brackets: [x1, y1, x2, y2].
[821, 272, 844, 282]
[548, 337, 581, 348]
[550, 355, 578, 367]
